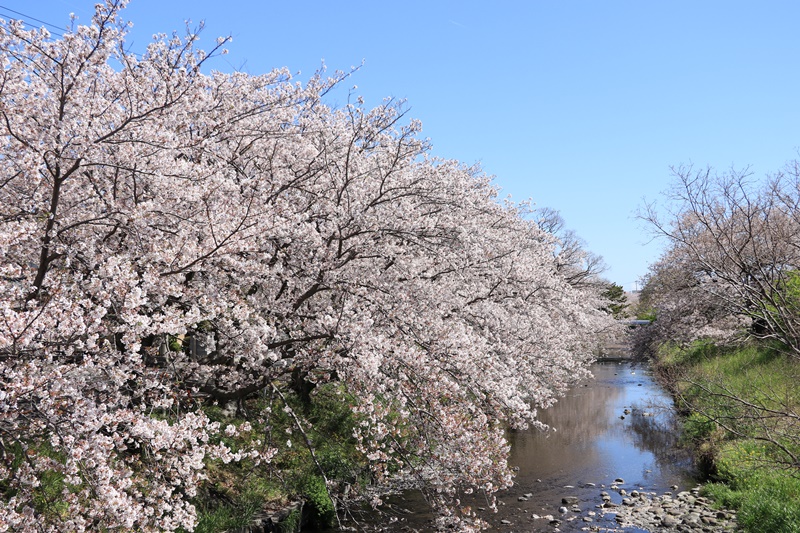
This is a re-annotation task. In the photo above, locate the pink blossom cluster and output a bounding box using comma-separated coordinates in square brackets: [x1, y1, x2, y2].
[0, 2, 613, 530]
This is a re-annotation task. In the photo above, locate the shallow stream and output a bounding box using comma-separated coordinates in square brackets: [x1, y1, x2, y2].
[340, 361, 696, 532]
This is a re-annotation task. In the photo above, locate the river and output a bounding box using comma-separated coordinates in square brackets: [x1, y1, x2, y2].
[338, 361, 696, 532]
[493, 360, 696, 531]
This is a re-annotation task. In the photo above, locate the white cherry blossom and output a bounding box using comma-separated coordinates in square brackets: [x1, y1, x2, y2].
[0, 2, 613, 530]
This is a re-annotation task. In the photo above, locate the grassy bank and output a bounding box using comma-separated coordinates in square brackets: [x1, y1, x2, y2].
[654, 341, 800, 532]
[178, 382, 370, 533]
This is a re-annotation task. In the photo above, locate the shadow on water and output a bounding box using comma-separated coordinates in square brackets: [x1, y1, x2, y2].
[334, 362, 696, 532]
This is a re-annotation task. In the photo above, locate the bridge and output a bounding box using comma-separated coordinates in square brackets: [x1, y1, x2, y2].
[595, 319, 651, 362]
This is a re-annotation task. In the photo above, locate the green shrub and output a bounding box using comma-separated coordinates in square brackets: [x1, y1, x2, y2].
[301, 474, 335, 528]
[184, 381, 373, 531]
[682, 412, 716, 443]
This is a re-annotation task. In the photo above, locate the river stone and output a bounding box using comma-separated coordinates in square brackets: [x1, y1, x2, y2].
[562, 496, 579, 505]
[684, 513, 700, 525]
[598, 487, 738, 533]
[235, 501, 303, 533]
[661, 515, 680, 527]
[614, 478, 624, 484]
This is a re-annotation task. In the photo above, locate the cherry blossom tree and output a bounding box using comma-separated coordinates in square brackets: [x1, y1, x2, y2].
[639, 164, 800, 358]
[637, 165, 800, 479]
[630, 252, 744, 360]
[0, 2, 612, 530]
[536, 206, 607, 289]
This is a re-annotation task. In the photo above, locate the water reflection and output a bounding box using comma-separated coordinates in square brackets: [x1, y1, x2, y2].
[510, 374, 624, 481]
[338, 362, 695, 532]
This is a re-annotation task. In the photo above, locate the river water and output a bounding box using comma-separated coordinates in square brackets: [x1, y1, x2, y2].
[340, 361, 696, 532]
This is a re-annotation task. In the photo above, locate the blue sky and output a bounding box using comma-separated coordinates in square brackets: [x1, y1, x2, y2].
[6, 1, 800, 291]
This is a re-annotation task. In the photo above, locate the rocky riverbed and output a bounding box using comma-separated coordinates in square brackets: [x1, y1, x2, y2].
[541, 480, 738, 532]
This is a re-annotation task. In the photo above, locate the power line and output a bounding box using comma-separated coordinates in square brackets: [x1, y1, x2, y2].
[0, 4, 218, 63]
[0, 4, 145, 57]
[0, 4, 66, 36]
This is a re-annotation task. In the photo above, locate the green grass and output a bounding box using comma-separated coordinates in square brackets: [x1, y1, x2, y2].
[654, 340, 800, 532]
[193, 504, 247, 533]
[185, 381, 370, 532]
[702, 458, 800, 533]
[0, 440, 75, 523]
[710, 441, 800, 532]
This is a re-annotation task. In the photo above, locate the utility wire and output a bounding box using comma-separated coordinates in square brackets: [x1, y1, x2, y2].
[0, 4, 220, 64]
[0, 4, 147, 58]
[0, 4, 66, 36]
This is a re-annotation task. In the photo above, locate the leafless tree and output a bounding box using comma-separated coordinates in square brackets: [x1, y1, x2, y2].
[536, 207, 607, 289]
[640, 164, 800, 358]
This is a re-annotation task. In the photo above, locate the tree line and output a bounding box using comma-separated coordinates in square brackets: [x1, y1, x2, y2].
[0, 2, 614, 531]
[634, 163, 800, 515]
[637, 163, 800, 359]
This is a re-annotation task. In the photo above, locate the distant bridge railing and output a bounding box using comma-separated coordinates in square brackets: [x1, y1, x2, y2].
[620, 319, 652, 327]
[595, 319, 652, 361]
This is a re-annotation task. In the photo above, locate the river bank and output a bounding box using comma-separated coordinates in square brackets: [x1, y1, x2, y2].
[645, 341, 800, 532]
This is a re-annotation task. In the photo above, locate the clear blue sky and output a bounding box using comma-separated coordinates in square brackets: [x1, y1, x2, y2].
[6, 1, 800, 291]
